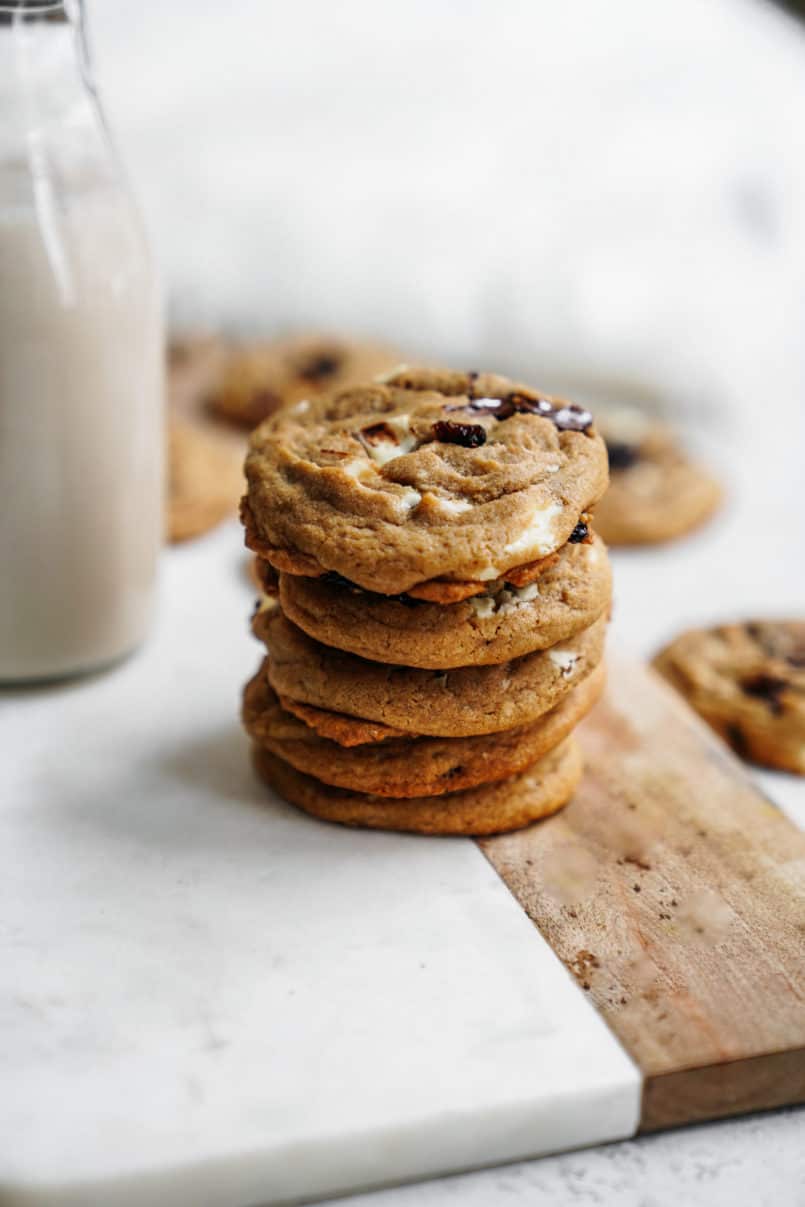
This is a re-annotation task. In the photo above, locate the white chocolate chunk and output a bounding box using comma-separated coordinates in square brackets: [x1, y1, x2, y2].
[469, 581, 541, 619]
[361, 414, 418, 466]
[436, 496, 473, 515]
[397, 487, 422, 512]
[468, 595, 497, 619]
[548, 648, 580, 678]
[341, 458, 368, 479]
[366, 436, 418, 466]
[503, 502, 563, 561]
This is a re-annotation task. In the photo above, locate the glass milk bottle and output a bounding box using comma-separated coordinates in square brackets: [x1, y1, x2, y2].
[0, 0, 163, 681]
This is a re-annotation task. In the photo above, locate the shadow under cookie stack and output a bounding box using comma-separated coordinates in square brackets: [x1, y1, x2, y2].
[241, 368, 612, 836]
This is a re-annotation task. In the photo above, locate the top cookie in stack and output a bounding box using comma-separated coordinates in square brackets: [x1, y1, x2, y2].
[241, 367, 612, 835]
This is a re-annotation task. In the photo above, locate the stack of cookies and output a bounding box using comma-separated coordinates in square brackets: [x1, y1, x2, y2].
[241, 368, 612, 835]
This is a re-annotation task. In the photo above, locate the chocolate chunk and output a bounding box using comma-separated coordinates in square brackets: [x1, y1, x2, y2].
[726, 722, 749, 756]
[568, 520, 589, 543]
[359, 421, 402, 448]
[297, 352, 341, 382]
[606, 440, 639, 471]
[321, 570, 362, 593]
[741, 672, 788, 715]
[461, 392, 593, 433]
[431, 420, 487, 448]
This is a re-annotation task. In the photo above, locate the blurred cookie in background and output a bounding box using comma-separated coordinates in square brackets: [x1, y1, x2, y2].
[206, 333, 403, 429]
[168, 333, 230, 421]
[594, 406, 721, 545]
[166, 419, 243, 543]
[654, 620, 805, 774]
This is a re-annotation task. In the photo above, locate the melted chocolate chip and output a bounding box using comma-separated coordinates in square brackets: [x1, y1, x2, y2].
[466, 371, 479, 399]
[606, 440, 639, 471]
[322, 570, 362, 593]
[321, 570, 418, 606]
[460, 392, 594, 433]
[431, 420, 487, 448]
[741, 672, 788, 715]
[297, 352, 341, 382]
[568, 520, 589, 543]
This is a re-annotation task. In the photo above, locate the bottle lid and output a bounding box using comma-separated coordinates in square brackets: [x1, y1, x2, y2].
[0, 1, 68, 22]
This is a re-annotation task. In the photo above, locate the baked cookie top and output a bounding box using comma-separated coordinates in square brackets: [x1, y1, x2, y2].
[653, 620, 805, 774]
[595, 406, 721, 546]
[244, 367, 609, 594]
[208, 333, 400, 430]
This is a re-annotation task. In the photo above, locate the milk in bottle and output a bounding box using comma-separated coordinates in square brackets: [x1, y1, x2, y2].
[0, 1, 163, 681]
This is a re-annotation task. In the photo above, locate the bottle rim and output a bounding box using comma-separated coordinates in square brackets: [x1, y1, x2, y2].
[0, 1, 72, 18]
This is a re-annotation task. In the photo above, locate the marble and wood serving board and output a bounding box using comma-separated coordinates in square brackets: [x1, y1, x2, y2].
[2, 527, 804, 1207]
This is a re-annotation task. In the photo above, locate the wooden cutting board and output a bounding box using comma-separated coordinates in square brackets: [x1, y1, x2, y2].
[483, 659, 805, 1133]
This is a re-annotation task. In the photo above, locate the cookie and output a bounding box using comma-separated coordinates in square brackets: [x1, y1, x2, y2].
[594, 406, 721, 546]
[244, 658, 604, 796]
[275, 531, 611, 668]
[244, 367, 609, 594]
[166, 419, 243, 543]
[168, 334, 229, 419]
[207, 333, 401, 429]
[252, 736, 583, 836]
[653, 621, 805, 774]
[255, 607, 607, 737]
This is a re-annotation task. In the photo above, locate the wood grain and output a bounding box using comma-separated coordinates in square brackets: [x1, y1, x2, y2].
[481, 661, 805, 1130]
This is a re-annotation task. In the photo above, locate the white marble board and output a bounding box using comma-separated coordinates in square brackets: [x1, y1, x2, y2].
[0, 527, 640, 1207]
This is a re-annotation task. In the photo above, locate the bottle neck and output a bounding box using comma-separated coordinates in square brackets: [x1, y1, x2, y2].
[0, 1, 92, 100]
[0, 0, 121, 207]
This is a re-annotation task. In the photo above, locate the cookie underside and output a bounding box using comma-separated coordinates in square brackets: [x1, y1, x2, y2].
[252, 737, 583, 836]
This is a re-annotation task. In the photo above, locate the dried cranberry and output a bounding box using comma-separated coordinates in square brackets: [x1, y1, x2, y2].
[568, 520, 589, 543]
[431, 420, 487, 447]
[741, 672, 788, 715]
[606, 441, 639, 471]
